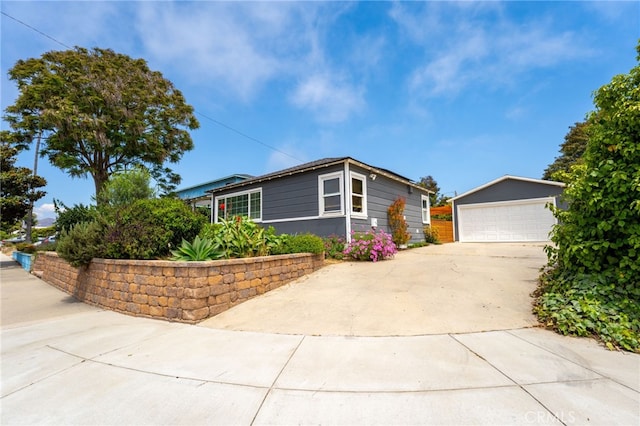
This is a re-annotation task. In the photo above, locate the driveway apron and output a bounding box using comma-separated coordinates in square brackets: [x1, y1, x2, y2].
[201, 243, 546, 335]
[1, 246, 638, 425]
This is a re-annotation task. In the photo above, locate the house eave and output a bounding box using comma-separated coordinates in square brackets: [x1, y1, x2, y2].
[207, 157, 433, 195]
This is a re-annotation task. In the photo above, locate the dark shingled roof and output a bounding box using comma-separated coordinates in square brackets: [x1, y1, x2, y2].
[207, 157, 430, 194]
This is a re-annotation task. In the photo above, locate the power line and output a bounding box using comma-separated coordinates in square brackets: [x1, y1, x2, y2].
[195, 111, 301, 162]
[1, 11, 71, 49]
[2, 11, 302, 164]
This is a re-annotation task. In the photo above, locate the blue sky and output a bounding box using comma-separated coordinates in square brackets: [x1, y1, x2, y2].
[2, 1, 639, 220]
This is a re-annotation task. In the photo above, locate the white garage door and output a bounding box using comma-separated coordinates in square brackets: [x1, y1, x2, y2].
[458, 197, 556, 242]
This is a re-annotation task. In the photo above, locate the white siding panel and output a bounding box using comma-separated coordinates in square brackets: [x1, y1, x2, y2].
[458, 198, 556, 242]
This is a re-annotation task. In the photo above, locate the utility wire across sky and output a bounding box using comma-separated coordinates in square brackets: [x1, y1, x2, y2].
[1, 11, 302, 165]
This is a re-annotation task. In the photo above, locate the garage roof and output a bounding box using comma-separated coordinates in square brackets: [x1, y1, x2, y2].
[451, 175, 565, 201]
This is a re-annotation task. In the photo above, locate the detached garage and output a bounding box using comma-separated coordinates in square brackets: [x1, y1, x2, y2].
[452, 176, 565, 243]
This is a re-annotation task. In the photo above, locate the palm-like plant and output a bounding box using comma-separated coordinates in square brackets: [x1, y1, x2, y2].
[170, 235, 223, 261]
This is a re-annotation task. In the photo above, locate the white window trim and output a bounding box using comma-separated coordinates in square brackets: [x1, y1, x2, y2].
[318, 171, 344, 217]
[349, 171, 368, 219]
[214, 188, 263, 222]
[421, 194, 431, 224]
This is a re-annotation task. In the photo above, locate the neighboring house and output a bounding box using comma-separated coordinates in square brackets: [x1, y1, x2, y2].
[207, 157, 432, 242]
[175, 174, 253, 210]
[451, 175, 565, 242]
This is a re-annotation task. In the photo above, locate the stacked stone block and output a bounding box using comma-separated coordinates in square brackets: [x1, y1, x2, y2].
[32, 252, 324, 323]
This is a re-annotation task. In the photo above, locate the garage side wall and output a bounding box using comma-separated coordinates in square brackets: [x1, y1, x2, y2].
[453, 179, 564, 241]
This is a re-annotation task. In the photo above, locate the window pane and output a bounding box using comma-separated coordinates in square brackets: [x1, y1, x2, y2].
[352, 177, 363, 195]
[227, 194, 248, 217]
[422, 199, 428, 209]
[324, 195, 341, 212]
[218, 198, 226, 220]
[323, 178, 340, 195]
[250, 192, 261, 219]
[352, 195, 363, 212]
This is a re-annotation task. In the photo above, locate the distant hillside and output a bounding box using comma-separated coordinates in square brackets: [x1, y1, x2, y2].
[36, 218, 56, 228]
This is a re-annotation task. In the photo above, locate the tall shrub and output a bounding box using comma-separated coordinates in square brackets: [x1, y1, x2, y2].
[104, 198, 204, 259]
[548, 44, 640, 290]
[536, 42, 640, 352]
[387, 197, 411, 246]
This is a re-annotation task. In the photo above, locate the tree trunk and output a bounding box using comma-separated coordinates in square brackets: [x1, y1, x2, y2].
[93, 170, 109, 205]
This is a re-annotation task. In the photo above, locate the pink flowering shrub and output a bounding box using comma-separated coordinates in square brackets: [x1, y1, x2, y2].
[343, 229, 397, 262]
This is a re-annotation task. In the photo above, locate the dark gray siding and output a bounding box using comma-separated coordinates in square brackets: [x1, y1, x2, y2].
[350, 165, 428, 243]
[212, 162, 429, 242]
[453, 179, 565, 241]
[268, 217, 346, 237]
[213, 164, 346, 238]
[455, 179, 564, 205]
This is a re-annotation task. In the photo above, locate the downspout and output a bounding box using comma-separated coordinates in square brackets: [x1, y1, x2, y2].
[344, 161, 351, 243]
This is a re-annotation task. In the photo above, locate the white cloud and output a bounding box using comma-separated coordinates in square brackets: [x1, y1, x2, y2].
[393, 3, 593, 100]
[265, 144, 308, 172]
[135, 2, 285, 101]
[290, 74, 364, 123]
[34, 203, 56, 219]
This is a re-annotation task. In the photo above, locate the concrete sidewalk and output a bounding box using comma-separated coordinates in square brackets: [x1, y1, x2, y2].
[1, 252, 639, 425]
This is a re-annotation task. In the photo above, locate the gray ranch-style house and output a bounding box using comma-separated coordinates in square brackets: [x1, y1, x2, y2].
[207, 157, 433, 242]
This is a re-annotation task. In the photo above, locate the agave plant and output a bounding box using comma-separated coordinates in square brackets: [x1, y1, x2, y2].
[170, 235, 223, 261]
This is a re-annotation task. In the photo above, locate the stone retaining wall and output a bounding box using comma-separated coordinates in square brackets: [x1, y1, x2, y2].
[32, 252, 324, 323]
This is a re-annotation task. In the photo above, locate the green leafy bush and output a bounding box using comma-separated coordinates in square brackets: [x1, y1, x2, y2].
[290, 233, 325, 255]
[323, 234, 345, 260]
[36, 241, 57, 252]
[32, 226, 56, 240]
[536, 43, 640, 352]
[171, 236, 223, 261]
[534, 269, 640, 352]
[95, 166, 155, 207]
[423, 225, 439, 244]
[281, 233, 325, 255]
[104, 198, 204, 259]
[54, 200, 98, 234]
[213, 216, 267, 258]
[199, 219, 287, 258]
[15, 242, 36, 254]
[56, 221, 106, 267]
[431, 213, 452, 220]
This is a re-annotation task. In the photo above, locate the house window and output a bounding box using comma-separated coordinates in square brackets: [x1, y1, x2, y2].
[216, 188, 262, 222]
[421, 195, 431, 224]
[319, 172, 343, 216]
[350, 172, 367, 217]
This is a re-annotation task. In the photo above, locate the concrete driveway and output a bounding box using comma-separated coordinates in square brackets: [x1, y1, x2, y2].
[2, 248, 639, 425]
[201, 243, 546, 335]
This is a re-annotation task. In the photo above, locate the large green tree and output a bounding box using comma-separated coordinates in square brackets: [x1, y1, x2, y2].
[3, 47, 199, 200]
[0, 138, 47, 232]
[542, 121, 590, 182]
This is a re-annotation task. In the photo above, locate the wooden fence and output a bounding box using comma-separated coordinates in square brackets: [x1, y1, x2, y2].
[430, 205, 454, 243]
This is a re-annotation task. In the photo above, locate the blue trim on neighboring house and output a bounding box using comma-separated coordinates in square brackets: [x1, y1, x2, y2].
[175, 174, 253, 200]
